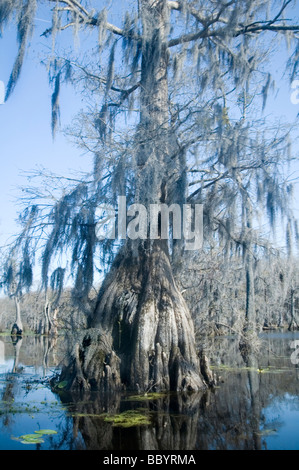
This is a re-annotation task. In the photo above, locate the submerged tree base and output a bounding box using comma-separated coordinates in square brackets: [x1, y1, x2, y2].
[54, 329, 121, 393]
[11, 323, 22, 337]
[54, 240, 208, 394]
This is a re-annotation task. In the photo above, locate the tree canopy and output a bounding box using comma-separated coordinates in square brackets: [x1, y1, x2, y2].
[1, 0, 298, 298]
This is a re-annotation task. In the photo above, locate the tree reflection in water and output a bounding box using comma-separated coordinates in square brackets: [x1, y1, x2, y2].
[0, 332, 298, 450]
[56, 333, 299, 450]
[58, 390, 205, 450]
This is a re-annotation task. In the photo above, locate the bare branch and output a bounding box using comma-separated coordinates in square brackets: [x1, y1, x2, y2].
[64, 60, 141, 96]
[168, 0, 299, 47]
[235, 22, 299, 36]
[45, 0, 141, 40]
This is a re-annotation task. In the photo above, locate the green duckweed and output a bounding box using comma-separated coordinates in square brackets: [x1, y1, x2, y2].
[104, 410, 151, 428]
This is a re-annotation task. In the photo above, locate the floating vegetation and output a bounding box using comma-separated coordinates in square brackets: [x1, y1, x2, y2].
[104, 410, 151, 428]
[210, 365, 242, 372]
[16, 434, 44, 445]
[210, 364, 292, 374]
[256, 428, 278, 436]
[19, 434, 45, 445]
[12, 428, 57, 445]
[0, 399, 62, 415]
[34, 429, 58, 435]
[71, 412, 106, 418]
[57, 380, 68, 389]
[127, 392, 167, 401]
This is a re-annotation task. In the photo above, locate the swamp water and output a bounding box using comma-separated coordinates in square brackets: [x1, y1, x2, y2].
[0, 331, 299, 450]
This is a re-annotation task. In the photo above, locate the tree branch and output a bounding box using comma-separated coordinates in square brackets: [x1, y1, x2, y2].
[168, 0, 299, 48]
[45, 0, 141, 40]
[168, 0, 233, 26]
[235, 22, 299, 36]
[63, 60, 141, 96]
[168, 25, 223, 47]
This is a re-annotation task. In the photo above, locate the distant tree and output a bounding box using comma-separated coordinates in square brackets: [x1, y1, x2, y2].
[0, 247, 33, 336]
[2, 0, 299, 392]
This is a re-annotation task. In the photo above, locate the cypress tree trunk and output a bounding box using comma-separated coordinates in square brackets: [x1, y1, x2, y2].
[239, 244, 258, 359]
[92, 239, 204, 392]
[38, 295, 53, 335]
[245, 245, 255, 330]
[59, 241, 205, 393]
[57, 0, 206, 394]
[241, 198, 256, 334]
[11, 296, 23, 336]
[288, 289, 298, 331]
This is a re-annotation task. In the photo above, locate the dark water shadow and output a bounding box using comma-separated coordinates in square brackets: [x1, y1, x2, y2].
[0, 331, 299, 450]
[57, 389, 207, 450]
[49, 331, 299, 450]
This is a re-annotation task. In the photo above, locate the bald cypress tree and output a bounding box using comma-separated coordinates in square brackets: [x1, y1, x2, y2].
[2, 0, 299, 392]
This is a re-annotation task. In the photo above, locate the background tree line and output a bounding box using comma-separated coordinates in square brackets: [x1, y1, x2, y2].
[1, 246, 298, 340]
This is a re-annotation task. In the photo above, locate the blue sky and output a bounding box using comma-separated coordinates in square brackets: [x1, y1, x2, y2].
[0, 19, 89, 247]
[0, 3, 299, 255]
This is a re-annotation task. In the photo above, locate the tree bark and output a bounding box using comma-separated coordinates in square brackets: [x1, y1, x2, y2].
[237, 173, 256, 335]
[55, 0, 206, 394]
[38, 294, 58, 336]
[11, 296, 23, 336]
[58, 240, 206, 393]
[93, 240, 205, 392]
[245, 246, 255, 330]
[288, 289, 298, 331]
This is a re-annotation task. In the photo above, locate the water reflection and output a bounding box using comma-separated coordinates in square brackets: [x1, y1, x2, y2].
[59, 390, 206, 450]
[11, 336, 23, 373]
[0, 341, 4, 364]
[0, 332, 299, 450]
[193, 333, 299, 450]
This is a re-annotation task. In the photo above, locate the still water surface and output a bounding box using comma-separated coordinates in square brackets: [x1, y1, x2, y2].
[0, 331, 299, 450]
